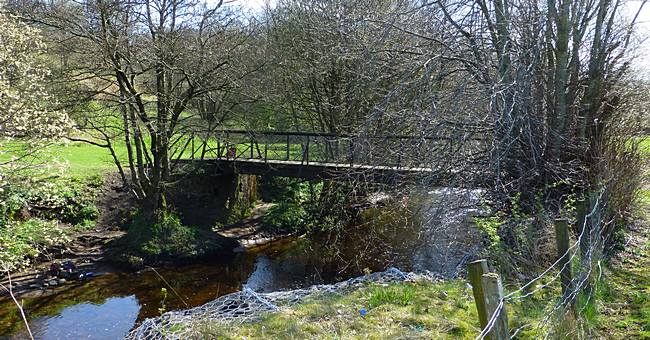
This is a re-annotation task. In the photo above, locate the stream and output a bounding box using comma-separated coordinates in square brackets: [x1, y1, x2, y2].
[0, 189, 482, 339]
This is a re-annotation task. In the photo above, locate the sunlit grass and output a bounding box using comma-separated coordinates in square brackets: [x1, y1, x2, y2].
[0, 136, 333, 178]
[638, 135, 650, 156]
[176, 279, 583, 339]
[187, 280, 481, 339]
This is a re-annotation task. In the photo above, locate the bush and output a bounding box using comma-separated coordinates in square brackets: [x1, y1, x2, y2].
[0, 174, 102, 226]
[0, 174, 102, 270]
[128, 212, 198, 257]
[259, 176, 313, 203]
[259, 176, 354, 233]
[0, 219, 71, 271]
[262, 202, 308, 233]
[116, 211, 233, 264]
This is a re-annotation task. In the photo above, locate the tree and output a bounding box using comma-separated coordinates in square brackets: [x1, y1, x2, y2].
[261, 0, 421, 134]
[26, 0, 255, 218]
[0, 11, 69, 161]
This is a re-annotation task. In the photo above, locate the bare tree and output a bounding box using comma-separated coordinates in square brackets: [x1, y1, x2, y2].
[22, 0, 256, 218]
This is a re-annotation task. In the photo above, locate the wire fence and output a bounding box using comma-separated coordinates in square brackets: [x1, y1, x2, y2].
[475, 189, 609, 339]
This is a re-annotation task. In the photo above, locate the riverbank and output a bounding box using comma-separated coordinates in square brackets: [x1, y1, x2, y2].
[129, 220, 650, 340]
[0, 173, 128, 296]
[0, 183, 299, 298]
[129, 271, 483, 339]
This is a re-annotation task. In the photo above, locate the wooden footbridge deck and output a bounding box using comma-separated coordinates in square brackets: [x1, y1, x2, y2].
[176, 130, 447, 183]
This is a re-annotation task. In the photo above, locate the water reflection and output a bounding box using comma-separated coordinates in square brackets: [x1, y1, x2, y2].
[26, 296, 139, 340]
[0, 239, 349, 339]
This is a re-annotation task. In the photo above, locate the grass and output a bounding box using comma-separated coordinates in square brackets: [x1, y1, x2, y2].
[0, 137, 328, 178]
[597, 214, 650, 338]
[596, 134, 650, 338]
[638, 136, 650, 156]
[186, 280, 481, 339]
[0, 141, 123, 177]
[163, 277, 578, 339]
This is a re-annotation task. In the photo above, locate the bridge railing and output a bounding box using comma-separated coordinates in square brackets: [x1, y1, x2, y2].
[180, 129, 456, 169]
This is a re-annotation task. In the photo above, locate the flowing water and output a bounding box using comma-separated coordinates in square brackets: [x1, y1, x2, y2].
[0, 189, 481, 339]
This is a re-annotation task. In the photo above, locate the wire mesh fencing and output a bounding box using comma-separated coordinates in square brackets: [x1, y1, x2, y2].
[126, 268, 439, 340]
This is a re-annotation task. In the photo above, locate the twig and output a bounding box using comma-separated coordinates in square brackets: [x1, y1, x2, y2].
[147, 266, 189, 308]
[1, 271, 34, 340]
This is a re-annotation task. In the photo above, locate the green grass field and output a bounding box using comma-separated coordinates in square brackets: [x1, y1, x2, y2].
[0, 141, 125, 177]
[0, 137, 341, 178]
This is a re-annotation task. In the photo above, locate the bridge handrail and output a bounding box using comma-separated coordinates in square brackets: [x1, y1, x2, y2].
[208, 129, 452, 140]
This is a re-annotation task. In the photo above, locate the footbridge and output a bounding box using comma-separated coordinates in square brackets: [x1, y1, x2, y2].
[175, 130, 451, 184]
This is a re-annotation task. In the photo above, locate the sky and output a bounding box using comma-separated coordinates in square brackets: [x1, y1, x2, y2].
[234, 0, 270, 10]
[626, 1, 650, 74]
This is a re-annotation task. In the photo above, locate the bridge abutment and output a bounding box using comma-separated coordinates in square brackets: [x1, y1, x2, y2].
[169, 172, 258, 228]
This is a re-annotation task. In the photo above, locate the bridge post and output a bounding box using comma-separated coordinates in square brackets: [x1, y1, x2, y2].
[305, 136, 310, 165]
[397, 138, 403, 170]
[217, 141, 221, 159]
[349, 137, 354, 166]
[264, 143, 268, 163]
[190, 135, 195, 160]
[250, 136, 254, 159]
[286, 135, 290, 161]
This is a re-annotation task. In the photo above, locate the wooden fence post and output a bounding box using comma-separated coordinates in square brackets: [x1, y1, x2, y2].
[468, 260, 490, 329]
[469, 260, 509, 340]
[554, 218, 575, 309]
[481, 273, 509, 340]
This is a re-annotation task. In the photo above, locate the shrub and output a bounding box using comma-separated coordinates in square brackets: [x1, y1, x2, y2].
[0, 219, 71, 271]
[0, 174, 102, 226]
[259, 176, 353, 233]
[259, 176, 314, 204]
[473, 214, 503, 249]
[117, 211, 232, 264]
[262, 202, 308, 233]
[127, 212, 198, 258]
